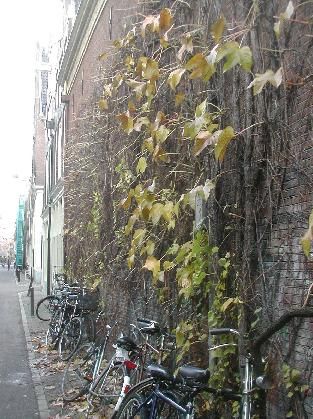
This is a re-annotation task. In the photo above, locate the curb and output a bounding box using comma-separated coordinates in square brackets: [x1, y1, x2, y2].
[18, 290, 51, 419]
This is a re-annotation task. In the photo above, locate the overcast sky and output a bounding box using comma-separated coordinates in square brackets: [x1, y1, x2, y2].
[0, 0, 62, 239]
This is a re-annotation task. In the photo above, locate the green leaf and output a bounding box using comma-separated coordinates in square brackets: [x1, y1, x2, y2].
[167, 68, 186, 90]
[155, 125, 170, 143]
[214, 126, 235, 162]
[136, 157, 147, 174]
[195, 99, 207, 117]
[211, 15, 225, 43]
[98, 98, 108, 111]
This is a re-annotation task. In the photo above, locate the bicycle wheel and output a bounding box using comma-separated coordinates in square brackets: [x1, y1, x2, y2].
[58, 317, 83, 361]
[113, 378, 154, 419]
[113, 392, 146, 419]
[36, 295, 60, 321]
[62, 342, 96, 401]
[46, 308, 63, 346]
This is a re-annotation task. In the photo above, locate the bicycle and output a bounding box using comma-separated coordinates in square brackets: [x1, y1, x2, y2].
[87, 318, 175, 416]
[58, 287, 99, 360]
[62, 319, 117, 401]
[114, 306, 313, 419]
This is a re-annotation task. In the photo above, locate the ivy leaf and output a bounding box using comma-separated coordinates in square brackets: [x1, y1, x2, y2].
[143, 58, 160, 81]
[150, 203, 164, 225]
[221, 297, 234, 312]
[136, 157, 147, 174]
[177, 33, 193, 61]
[119, 189, 134, 210]
[175, 93, 185, 106]
[155, 125, 170, 143]
[153, 144, 170, 163]
[211, 15, 226, 43]
[141, 15, 158, 38]
[247, 68, 282, 95]
[143, 256, 160, 278]
[142, 137, 154, 153]
[274, 1, 294, 37]
[134, 116, 150, 132]
[185, 53, 215, 81]
[301, 209, 313, 257]
[167, 68, 186, 91]
[192, 131, 215, 156]
[126, 79, 146, 98]
[132, 229, 146, 248]
[98, 98, 108, 111]
[128, 100, 136, 113]
[116, 112, 134, 134]
[195, 99, 207, 117]
[159, 8, 172, 31]
[214, 126, 235, 162]
[216, 42, 252, 72]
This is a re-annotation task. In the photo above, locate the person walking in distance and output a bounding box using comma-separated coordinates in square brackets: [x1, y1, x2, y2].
[7, 257, 10, 271]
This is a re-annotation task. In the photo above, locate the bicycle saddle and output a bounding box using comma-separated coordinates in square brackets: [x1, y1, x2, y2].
[116, 335, 138, 351]
[137, 318, 161, 335]
[147, 364, 173, 382]
[178, 365, 210, 383]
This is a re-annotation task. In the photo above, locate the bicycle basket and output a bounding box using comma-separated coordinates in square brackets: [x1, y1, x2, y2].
[77, 289, 99, 311]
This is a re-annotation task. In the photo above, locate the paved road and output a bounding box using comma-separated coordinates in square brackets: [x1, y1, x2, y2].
[0, 267, 39, 418]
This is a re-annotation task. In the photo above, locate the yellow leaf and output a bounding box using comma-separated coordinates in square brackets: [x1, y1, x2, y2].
[162, 202, 174, 223]
[185, 53, 215, 81]
[128, 100, 136, 113]
[140, 239, 155, 256]
[116, 112, 134, 134]
[132, 229, 146, 247]
[211, 15, 225, 43]
[247, 68, 282, 95]
[142, 137, 154, 153]
[221, 298, 234, 312]
[150, 203, 164, 225]
[177, 33, 193, 61]
[126, 79, 146, 98]
[214, 126, 235, 162]
[167, 68, 186, 91]
[143, 59, 160, 81]
[98, 98, 108, 111]
[119, 189, 134, 210]
[153, 144, 170, 163]
[155, 125, 170, 143]
[136, 157, 147, 174]
[192, 131, 213, 156]
[143, 256, 160, 277]
[141, 15, 158, 38]
[159, 8, 172, 31]
[134, 116, 150, 132]
[175, 93, 185, 106]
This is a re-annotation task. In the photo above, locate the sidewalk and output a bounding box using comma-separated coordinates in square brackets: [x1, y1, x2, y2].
[16, 273, 88, 419]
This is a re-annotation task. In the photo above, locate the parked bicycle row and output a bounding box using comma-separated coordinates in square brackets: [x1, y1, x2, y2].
[36, 276, 313, 418]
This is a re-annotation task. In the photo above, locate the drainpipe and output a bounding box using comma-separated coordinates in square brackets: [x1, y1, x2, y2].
[47, 201, 51, 295]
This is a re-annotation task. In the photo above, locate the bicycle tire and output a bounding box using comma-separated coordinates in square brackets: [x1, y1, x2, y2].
[62, 342, 96, 401]
[112, 377, 154, 419]
[46, 308, 63, 346]
[114, 378, 186, 419]
[58, 317, 83, 361]
[91, 360, 125, 400]
[36, 295, 60, 321]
